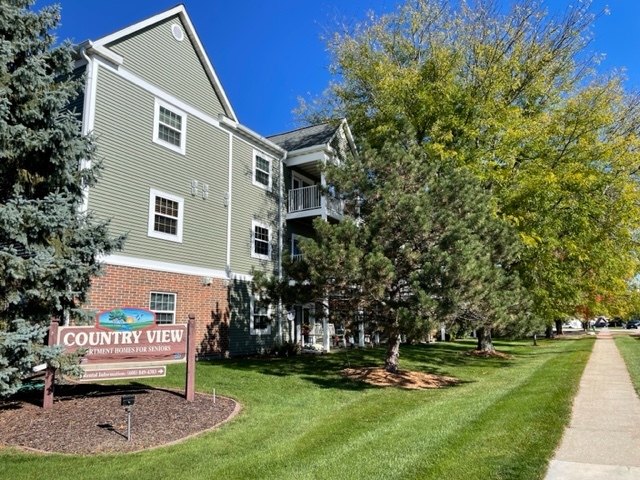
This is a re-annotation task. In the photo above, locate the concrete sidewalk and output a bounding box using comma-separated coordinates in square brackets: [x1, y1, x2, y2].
[545, 328, 640, 480]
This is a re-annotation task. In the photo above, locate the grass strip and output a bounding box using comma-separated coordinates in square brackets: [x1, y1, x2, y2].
[614, 334, 640, 396]
[0, 337, 592, 480]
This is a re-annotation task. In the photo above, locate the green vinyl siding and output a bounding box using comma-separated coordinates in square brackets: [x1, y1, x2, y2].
[229, 138, 281, 276]
[88, 66, 228, 270]
[283, 164, 292, 194]
[107, 16, 226, 120]
[228, 280, 276, 356]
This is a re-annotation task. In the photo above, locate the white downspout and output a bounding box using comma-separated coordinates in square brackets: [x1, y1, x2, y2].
[226, 132, 233, 278]
[79, 46, 97, 214]
[71, 47, 98, 328]
[277, 151, 287, 343]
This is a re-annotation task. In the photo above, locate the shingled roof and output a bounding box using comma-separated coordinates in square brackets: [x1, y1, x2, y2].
[267, 123, 337, 152]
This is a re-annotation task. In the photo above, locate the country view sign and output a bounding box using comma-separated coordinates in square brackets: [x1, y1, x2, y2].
[57, 307, 188, 366]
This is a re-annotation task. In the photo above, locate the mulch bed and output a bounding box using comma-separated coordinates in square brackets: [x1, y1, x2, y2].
[463, 349, 513, 359]
[0, 383, 240, 454]
[342, 367, 460, 390]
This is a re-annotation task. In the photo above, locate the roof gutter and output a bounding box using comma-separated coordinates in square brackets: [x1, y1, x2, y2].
[218, 115, 286, 157]
[75, 40, 124, 67]
[286, 143, 334, 158]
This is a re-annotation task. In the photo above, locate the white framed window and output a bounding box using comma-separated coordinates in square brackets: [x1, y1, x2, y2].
[148, 189, 184, 243]
[150, 292, 177, 325]
[153, 99, 187, 154]
[253, 150, 272, 191]
[251, 220, 271, 260]
[250, 296, 271, 335]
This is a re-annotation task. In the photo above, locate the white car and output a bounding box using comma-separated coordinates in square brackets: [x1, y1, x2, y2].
[562, 319, 583, 329]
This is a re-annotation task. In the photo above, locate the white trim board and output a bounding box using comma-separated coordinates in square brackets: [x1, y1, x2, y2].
[101, 255, 254, 282]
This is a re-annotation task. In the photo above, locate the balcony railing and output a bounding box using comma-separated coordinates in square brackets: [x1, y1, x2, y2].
[288, 184, 321, 212]
[288, 184, 344, 219]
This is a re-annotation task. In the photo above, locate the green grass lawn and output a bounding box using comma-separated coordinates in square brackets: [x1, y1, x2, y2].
[1, 338, 592, 480]
[614, 334, 640, 395]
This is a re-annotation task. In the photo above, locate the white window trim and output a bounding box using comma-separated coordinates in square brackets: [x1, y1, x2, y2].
[148, 188, 184, 243]
[251, 220, 271, 260]
[149, 291, 177, 325]
[252, 149, 272, 191]
[250, 295, 271, 335]
[153, 98, 187, 155]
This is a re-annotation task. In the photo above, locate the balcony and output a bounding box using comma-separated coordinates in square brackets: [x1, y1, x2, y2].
[287, 184, 343, 221]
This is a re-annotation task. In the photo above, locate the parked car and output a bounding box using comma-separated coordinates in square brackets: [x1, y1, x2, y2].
[595, 318, 608, 328]
[562, 319, 583, 329]
[609, 317, 625, 327]
[626, 319, 640, 329]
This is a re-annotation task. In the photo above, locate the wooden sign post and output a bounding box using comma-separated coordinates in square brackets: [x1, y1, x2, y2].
[185, 314, 196, 402]
[43, 318, 59, 410]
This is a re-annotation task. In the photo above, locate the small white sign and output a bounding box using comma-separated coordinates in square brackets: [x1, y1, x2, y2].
[32, 363, 47, 372]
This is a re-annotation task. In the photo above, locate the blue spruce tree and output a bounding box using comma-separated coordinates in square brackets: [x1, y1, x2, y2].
[0, 0, 124, 396]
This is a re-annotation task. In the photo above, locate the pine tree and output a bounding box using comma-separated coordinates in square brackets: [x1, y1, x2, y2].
[0, 0, 124, 396]
[293, 136, 529, 372]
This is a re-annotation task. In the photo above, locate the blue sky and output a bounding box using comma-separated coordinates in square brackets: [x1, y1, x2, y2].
[50, 0, 640, 136]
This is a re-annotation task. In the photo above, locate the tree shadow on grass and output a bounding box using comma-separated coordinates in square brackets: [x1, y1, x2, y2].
[206, 340, 520, 391]
[400, 341, 517, 370]
[512, 336, 595, 358]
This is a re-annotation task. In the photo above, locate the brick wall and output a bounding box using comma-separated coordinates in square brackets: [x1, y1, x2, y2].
[88, 265, 230, 357]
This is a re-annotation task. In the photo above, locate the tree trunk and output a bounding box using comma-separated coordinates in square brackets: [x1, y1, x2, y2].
[384, 333, 401, 373]
[555, 319, 563, 335]
[545, 325, 554, 339]
[476, 327, 495, 353]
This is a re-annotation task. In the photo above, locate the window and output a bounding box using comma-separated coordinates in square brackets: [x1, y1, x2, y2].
[150, 292, 176, 325]
[148, 189, 184, 243]
[251, 221, 271, 260]
[153, 99, 186, 154]
[253, 150, 271, 191]
[250, 296, 271, 335]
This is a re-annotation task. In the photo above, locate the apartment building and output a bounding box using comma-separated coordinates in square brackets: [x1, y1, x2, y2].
[74, 6, 355, 356]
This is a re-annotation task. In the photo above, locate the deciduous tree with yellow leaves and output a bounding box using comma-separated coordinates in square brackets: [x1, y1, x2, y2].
[299, 0, 640, 346]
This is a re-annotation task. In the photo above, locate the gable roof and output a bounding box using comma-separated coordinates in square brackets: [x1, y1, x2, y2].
[86, 5, 237, 122]
[267, 123, 338, 152]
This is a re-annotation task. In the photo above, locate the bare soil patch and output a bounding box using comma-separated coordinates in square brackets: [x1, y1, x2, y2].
[0, 383, 240, 454]
[342, 367, 459, 390]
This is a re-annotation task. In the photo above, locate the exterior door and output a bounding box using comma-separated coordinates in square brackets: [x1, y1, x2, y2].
[292, 173, 314, 210]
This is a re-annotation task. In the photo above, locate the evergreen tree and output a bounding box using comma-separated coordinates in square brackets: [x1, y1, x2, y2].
[292, 137, 529, 372]
[0, 0, 124, 396]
